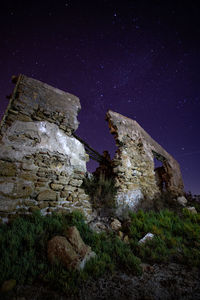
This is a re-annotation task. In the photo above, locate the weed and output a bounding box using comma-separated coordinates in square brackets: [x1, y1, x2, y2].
[81, 173, 117, 208]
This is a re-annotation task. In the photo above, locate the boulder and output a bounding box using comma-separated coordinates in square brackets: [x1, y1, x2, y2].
[47, 236, 80, 270]
[65, 226, 91, 257]
[47, 226, 95, 270]
[177, 196, 187, 206]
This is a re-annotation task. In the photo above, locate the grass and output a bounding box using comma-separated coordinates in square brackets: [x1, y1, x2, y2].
[0, 196, 200, 296]
[0, 211, 141, 296]
[126, 208, 200, 266]
[81, 173, 117, 208]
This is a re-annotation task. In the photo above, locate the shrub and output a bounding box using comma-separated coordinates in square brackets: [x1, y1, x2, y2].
[127, 209, 200, 266]
[81, 173, 117, 208]
[0, 211, 141, 296]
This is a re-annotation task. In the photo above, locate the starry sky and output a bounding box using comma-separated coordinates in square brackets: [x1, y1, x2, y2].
[0, 0, 200, 194]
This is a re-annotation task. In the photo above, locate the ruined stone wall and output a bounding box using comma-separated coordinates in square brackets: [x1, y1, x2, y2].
[0, 75, 92, 221]
[106, 110, 184, 213]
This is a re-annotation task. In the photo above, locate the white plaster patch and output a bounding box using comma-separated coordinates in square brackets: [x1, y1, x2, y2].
[2, 120, 87, 172]
[115, 189, 143, 217]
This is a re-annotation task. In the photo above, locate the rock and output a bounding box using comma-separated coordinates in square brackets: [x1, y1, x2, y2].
[50, 183, 64, 191]
[140, 263, 154, 273]
[0, 161, 16, 177]
[69, 179, 83, 187]
[47, 236, 80, 270]
[138, 233, 154, 245]
[118, 231, 124, 239]
[47, 227, 95, 270]
[185, 206, 197, 214]
[110, 218, 122, 231]
[37, 190, 57, 201]
[0, 199, 19, 212]
[1, 279, 16, 292]
[65, 226, 91, 257]
[123, 235, 129, 244]
[38, 202, 49, 209]
[89, 221, 107, 233]
[177, 196, 188, 206]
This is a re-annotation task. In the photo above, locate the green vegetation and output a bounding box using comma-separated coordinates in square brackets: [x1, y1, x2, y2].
[126, 208, 200, 266]
[1, 198, 200, 296]
[0, 211, 141, 296]
[81, 173, 117, 208]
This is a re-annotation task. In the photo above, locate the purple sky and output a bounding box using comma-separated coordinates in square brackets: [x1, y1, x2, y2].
[0, 1, 200, 194]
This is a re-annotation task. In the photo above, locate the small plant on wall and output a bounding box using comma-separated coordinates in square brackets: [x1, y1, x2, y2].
[81, 172, 117, 209]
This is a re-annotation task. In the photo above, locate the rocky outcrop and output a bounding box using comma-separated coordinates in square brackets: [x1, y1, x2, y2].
[0, 75, 92, 221]
[47, 226, 95, 270]
[106, 110, 184, 215]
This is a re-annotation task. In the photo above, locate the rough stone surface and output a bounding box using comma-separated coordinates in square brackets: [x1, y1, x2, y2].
[177, 196, 188, 206]
[47, 227, 95, 270]
[106, 110, 184, 215]
[37, 190, 57, 201]
[138, 233, 154, 244]
[65, 226, 91, 257]
[0, 75, 92, 221]
[47, 236, 80, 270]
[110, 219, 122, 231]
[185, 206, 197, 214]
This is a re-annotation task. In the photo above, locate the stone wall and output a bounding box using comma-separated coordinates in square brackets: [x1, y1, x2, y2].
[106, 110, 184, 213]
[0, 75, 92, 222]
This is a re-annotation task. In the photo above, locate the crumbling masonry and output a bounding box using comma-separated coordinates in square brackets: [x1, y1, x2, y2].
[106, 110, 184, 214]
[0, 75, 92, 221]
[0, 75, 184, 221]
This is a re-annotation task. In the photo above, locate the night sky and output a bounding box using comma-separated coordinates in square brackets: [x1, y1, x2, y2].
[0, 0, 200, 194]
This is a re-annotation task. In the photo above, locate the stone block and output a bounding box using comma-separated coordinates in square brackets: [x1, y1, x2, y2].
[37, 190, 57, 201]
[50, 183, 64, 191]
[0, 161, 16, 177]
[0, 199, 19, 212]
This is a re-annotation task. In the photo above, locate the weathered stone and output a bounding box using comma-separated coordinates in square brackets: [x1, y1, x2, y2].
[65, 226, 91, 257]
[67, 195, 73, 201]
[0, 160, 16, 177]
[38, 202, 49, 209]
[106, 110, 184, 213]
[47, 236, 80, 270]
[0, 199, 19, 212]
[185, 206, 197, 214]
[69, 179, 83, 187]
[21, 162, 37, 171]
[177, 196, 187, 206]
[37, 190, 57, 201]
[60, 190, 70, 198]
[138, 233, 154, 245]
[0, 75, 91, 222]
[24, 200, 38, 207]
[64, 185, 76, 192]
[12, 182, 34, 199]
[49, 201, 59, 207]
[19, 173, 37, 181]
[29, 206, 40, 212]
[123, 235, 129, 244]
[50, 183, 64, 191]
[110, 219, 122, 231]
